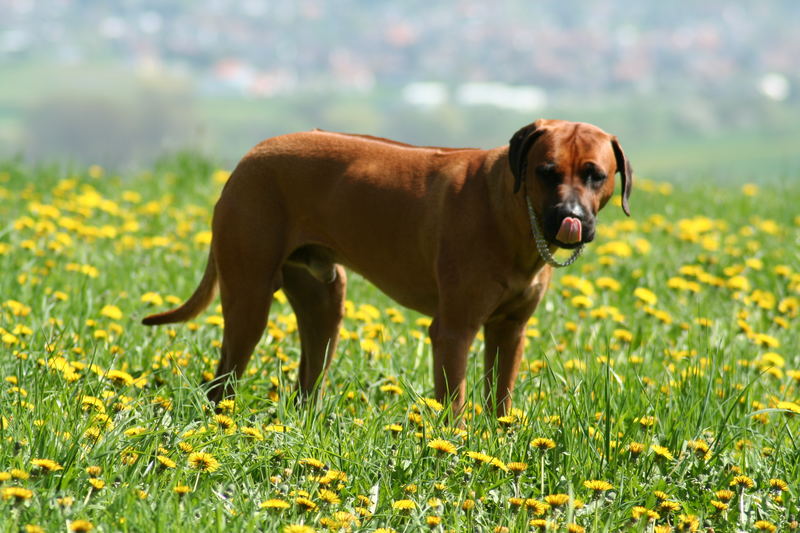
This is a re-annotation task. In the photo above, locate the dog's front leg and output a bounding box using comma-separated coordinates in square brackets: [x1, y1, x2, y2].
[429, 317, 480, 419]
[484, 267, 552, 416]
[484, 317, 528, 417]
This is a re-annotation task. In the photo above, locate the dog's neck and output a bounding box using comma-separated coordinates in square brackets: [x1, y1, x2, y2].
[485, 149, 557, 278]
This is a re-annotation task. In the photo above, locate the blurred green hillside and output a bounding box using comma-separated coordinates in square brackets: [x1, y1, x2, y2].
[2, 0, 799, 179]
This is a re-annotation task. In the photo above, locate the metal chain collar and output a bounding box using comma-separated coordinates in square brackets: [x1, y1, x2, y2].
[525, 196, 584, 268]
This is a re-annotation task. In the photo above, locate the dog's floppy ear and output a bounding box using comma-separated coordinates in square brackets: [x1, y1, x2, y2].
[508, 120, 545, 193]
[611, 137, 633, 216]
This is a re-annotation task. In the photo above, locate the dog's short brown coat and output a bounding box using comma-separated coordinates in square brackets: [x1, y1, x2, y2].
[143, 119, 632, 416]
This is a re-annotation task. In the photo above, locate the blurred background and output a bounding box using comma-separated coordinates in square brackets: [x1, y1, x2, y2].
[1, 0, 798, 180]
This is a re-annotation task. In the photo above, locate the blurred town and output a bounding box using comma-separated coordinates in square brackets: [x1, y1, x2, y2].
[1, 0, 798, 175]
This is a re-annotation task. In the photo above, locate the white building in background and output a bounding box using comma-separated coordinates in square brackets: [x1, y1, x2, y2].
[403, 82, 449, 108]
[456, 83, 547, 112]
[403, 81, 547, 112]
[759, 73, 790, 102]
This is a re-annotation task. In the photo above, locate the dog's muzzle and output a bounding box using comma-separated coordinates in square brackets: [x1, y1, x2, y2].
[525, 197, 584, 268]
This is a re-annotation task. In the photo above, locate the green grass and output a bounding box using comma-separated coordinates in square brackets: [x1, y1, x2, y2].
[0, 158, 798, 532]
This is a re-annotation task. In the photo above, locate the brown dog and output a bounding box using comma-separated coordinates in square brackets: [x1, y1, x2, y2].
[142, 119, 632, 416]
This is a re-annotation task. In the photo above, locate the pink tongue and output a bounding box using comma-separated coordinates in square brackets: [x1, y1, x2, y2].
[556, 217, 582, 244]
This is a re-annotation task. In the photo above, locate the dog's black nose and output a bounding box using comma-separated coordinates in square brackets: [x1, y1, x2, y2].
[559, 201, 586, 221]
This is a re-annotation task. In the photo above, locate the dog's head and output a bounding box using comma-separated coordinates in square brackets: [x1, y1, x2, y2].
[508, 119, 632, 249]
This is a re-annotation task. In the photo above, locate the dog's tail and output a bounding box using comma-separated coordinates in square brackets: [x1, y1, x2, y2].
[141, 250, 217, 326]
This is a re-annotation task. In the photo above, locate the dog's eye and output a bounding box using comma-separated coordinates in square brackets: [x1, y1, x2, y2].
[582, 163, 606, 187]
[535, 163, 561, 183]
[589, 172, 607, 186]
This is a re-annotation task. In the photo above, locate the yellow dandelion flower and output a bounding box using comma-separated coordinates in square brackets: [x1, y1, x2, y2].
[544, 494, 570, 507]
[613, 328, 633, 342]
[524, 499, 549, 515]
[88, 478, 105, 490]
[489, 457, 508, 471]
[140, 292, 164, 306]
[211, 414, 236, 434]
[82, 427, 102, 443]
[636, 415, 656, 427]
[80, 395, 105, 413]
[596, 276, 621, 291]
[633, 287, 657, 305]
[496, 414, 517, 425]
[709, 500, 728, 512]
[741, 183, 759, 196]
[426, 515, 441, 526]
[188, 452, 220, 473]
[260, 498, 291, 510]
[9, 468, 31, 481]
[156, 455, 176, 469]
[769, 478, 789, 492]
[332, 512, 358, 527]
[194, 231, 212, 245]
[173, 485, 191, 494]
[571, 295, 594, 308]
[99, 305, 123, 320]
[298, 457, 326, 470]
[730, 475, 755, 489]
[507, 462, 527, 473]
[631, 506, 659, 521]
[392, 499, 416, 511]
[318, 489, 340, 505]
[418, 398, 443, 412]
[627, 442, 645, 456]
[650, 444, 674, 461]
[428, 438, 457, 455]
[379, 384, 404, 395]
[715, 489, 735, 501]
[676, 514, 699, 532]
[124, 426, 147, 437]
[529, 518, 556, 530]
[754, 520, 777, 532]
[687, 439, 711, 460]
[317, 469, 347, 485]
[31, 458, 62, 472]
[295, 496, 317, 511]
[69, 520, 94, 532]
[241, 426, 264, 440]
[105, 369, 134, 386]
[583, 480, 613, 492]
[567, 524, 586, 533]
[217, 399, 235, 412]
[1, 486, 33, 501]
[658, 500, 681, 513]
[531, 437, 556, 451]
[427, 497, 443, 508]
[283, 525, 315, 533]
[776, 401, 800, 415]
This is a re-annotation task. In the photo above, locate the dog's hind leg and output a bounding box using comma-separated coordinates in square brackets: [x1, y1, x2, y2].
[207, 269, 277, 404]
[281, 262, 347, 400]
[206, 206, 284, 404]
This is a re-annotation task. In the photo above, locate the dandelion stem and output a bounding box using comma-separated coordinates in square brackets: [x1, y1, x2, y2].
[540, 453, 545, 497]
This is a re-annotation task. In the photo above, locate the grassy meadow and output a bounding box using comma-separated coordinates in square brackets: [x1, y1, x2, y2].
[0, 157, 798, 532]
